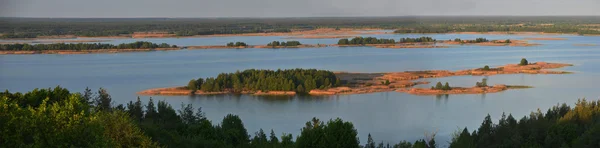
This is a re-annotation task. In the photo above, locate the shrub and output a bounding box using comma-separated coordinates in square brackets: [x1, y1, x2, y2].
[520, 58, 529, 66]
[483, 65, 490, 71]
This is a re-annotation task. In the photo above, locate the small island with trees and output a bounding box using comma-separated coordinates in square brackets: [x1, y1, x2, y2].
[186, 41, 328, 49]
[0, 41, 179, 54]
[139, 59, 572, 96]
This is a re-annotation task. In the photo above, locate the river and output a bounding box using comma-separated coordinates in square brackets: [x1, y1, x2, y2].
[1, 33, 599, 146]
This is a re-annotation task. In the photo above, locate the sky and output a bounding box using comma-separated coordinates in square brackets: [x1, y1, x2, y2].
[1, 0, 599, 18]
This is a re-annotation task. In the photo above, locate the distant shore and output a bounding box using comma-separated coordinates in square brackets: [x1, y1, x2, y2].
[0, 48, 179, 55]
[138, 61, 572, 96]
[4, 28, 595, 41]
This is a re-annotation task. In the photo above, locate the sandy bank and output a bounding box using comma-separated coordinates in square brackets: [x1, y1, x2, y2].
[0, 48, 180, 55]
[440, 40, 540, 47]
[310, 62, 571, 95]
[523, 37, 568, 40]
[573, 44, 597, 46]
[396, 84, 531, 95]
[284, 35, 357, 39]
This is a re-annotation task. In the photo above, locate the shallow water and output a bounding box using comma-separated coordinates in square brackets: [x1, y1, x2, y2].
[1, 33, 600, 146]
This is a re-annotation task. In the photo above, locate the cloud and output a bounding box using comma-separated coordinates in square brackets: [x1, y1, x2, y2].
[1, 0, 598, 17]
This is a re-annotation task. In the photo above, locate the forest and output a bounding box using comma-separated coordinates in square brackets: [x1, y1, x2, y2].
[393, 24, 600, 35]
[338, 37, 396, 45]
[187, 69, 341, 93]
[3, 16, 599, 38]
[0, 87, 436, 148]
[4, 86, 600, 147]
[0, 41, 176, 51]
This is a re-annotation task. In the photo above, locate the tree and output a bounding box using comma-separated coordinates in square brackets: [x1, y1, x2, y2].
[145, 98, 157, 120]
[338, 39, 350, 45]
[297, 85, 305, 93]
[126, 97, 144, 121]
[366, 133, 376, 148]
[323, 118, 360, 148]
[443, 82, 451, 90]
[435, 82, 443, 90]
[187, 79, 198, 90]
[95, 88, 112, 111]
[483, 65, 490, 71]
[221, 114, 249, 147]
[520, 58, 529, 66]
[269, 129, 279, 145]
[83, 87, 93, 104]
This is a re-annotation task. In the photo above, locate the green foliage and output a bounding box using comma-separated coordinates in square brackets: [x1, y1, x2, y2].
[482, 65, 490, 71]
[476, 78, 488, 87]
[443, 82, 451, 90]
[187, 79, 198, 90]
[196, 69, 340, 93]
[433, 82, 452, 90]
[455, 38, 489, 43]
[0, 88, 157, 147]
[267, 41, 302, 47]
[505, 39, 512, 43]
[296, 118, 360, 148]
[3, 17, 600, 38]
[435, 82, 443, 90]
[338, 38, 350, 45]
[520, 58, 529, 66]
[398, 37, 435, 43]
[0, 41, 175, 51]
[338, 37, 396, 45]
[227, 42, 248, 47]
[449, 99, 600, 148]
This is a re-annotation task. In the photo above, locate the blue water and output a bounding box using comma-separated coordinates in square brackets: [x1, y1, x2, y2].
[1, 33, 600, 146]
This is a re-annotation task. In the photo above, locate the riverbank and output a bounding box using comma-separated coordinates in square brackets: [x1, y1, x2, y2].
[138, 61, 572, 96]
[0, 48, 180, 54]
[439, 40, 540, 47]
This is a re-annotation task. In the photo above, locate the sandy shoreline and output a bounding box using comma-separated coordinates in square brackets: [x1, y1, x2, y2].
[138, 61, 572, 96]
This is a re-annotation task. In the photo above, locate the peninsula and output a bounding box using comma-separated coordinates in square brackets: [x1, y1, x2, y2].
[138, 59, 572, 96]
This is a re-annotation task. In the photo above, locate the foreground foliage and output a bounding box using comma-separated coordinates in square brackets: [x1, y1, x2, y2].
[2, 86, 599, 148]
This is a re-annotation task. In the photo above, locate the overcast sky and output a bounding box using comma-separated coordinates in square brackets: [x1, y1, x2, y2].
[1, 0, 599, 18]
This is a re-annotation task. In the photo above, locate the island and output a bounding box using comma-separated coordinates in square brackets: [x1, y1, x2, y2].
[438, 38, 540, 47]
[0, 41, 179, 54]
[138, 59, 572, 96]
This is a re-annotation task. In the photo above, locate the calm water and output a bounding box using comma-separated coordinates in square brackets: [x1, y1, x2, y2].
[1, 33, 600, 146]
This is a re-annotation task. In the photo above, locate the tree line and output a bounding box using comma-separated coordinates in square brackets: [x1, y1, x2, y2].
[0, 41, 176, 51]
[187, 69, 342, 93]
[398, 37, 436, 43]
[0, 86, 439, 148]
[453, 38, 489, 43]
[450, 99, 600, 147]
[267, 41, 302, 47]
[393, 24, 600, 35]
[338, 37, 396, 45]
[3, 17, 600, 38]
[226, 42, 248, 47]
